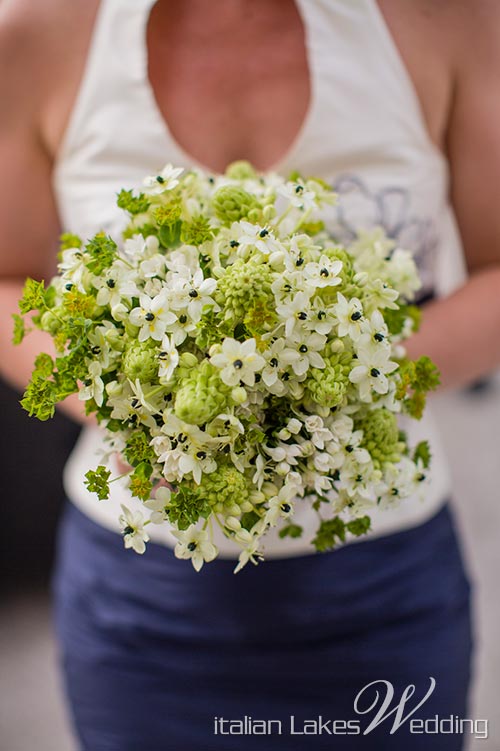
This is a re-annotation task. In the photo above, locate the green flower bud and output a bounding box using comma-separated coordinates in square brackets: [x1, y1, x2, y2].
[231, 386, 247, 405]
[224, 161, 258, 180]
[124, 321, 140, 338]
[122, 340, 158, 382]
[215, 258, 274, 327]
[40, 310, 61, 335]
[356, 408, 402, 467]
[192, 462, 250, 510]
[212, 186, 262, 225]
[105, 380, 123, 398]
[179, 352, 199, 369]
[154, 196, 182, 227]
[180, 215, 213, 246]
[305, 351, 352, 409]
[174, 361, 230, 425]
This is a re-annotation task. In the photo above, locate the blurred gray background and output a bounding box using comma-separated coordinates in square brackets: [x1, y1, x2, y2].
[0, 375, 499, 750]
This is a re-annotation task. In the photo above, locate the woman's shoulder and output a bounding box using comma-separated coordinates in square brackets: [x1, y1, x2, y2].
[0, 0, 100, 157]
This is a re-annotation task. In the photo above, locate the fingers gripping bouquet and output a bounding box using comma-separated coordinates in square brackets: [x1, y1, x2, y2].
[16, 161, 439, 572]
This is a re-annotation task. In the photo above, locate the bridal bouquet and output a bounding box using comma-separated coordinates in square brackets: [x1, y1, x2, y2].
[15, 161, 439, 571]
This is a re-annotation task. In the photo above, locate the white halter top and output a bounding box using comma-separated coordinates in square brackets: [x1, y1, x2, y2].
[54, 0, 465, 557]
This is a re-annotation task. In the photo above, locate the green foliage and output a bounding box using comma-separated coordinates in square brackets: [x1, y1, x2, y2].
[85, 233, 117, 275]
[21, 376, 57, 421]
[84, 466, 111, 500]
[384, 304, 421, 336]
[278, 523, 303, 539]
[125, 431, 155, 467]
[158, 221, 182, 249]
[346, 516, 371, 537]
[312, 517, 347, 551]
[397, 356, 441, 419]
[312, 515, 371, 552]
[117, 189, 150, 215]
[18, 278, 47, 314]
[12, 313, 26, 345]
[129, 461, 154, 501]
[413, 440, 432, 469]
[59, 233, 82, 251]
[165, 486, 211, 530]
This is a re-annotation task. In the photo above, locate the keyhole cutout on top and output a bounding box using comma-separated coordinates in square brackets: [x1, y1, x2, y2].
[145, 0, 312, 175]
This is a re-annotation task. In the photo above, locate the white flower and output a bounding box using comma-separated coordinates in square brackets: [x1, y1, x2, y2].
[334, 293, 365, 340]
[261, 338, 300, 391]
[265, 484, 296, 525]
[172, 526, 218, 571]
[304, 415, 333, 449]
[143, 164, 184, 195]
[178, 448, 217, 485]
[340, 459, 379, 504]
[59, 248, 89, 292]
[286, 331, 326, 376]
[87, 321, 121, 370]
[276, 291, 313, 337]
[303, 255, 343, 289]
[210, 338, 265, 387]
[165, 310, 197, 345]
[278, 181, 317, 211]
[386, 249, 421, 299]
[264, 441, 303, 466]
[234, 539, 264, 573]
[129, 292, 176, 342]
[144, 485, 172, 524]
[277, 418, 302, 441]
[158, 334, 179, 382]
[119, 504, 150, 554]
[235, 221, 282, 256]
[304, 298, 337, 336]
[349, 345, 399, 402]
[79, 360, 104, 406]
[123, 234, 160, 261]
[168, 268, 217, 322]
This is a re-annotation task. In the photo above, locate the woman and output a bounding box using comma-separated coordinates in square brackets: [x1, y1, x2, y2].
[1, 0, 499, 748]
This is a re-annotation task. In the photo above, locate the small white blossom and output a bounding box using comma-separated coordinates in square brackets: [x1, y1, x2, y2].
[119, 504, 150, 554]
[349, 345, 399, 402]
[210, 338, 265, 387]
[172, 526, 218, 571]
[129, 292, 177, 342]
[158, 334, 179, 382]
[79, 360, 104, 406]
[143, 164, 184, 195]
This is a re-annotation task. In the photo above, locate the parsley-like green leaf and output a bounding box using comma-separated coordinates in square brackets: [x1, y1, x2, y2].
[84, 466, 111, 500]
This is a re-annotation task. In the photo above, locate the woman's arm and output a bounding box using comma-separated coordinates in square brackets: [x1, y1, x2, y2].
[0, 3, 90, 423]
[405, 6, 500, 390]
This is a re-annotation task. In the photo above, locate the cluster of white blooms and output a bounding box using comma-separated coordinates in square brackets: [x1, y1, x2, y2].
[20, 162, 438, 570]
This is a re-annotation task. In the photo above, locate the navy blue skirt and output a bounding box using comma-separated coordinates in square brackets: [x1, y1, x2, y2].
[53, 503, 473, 751]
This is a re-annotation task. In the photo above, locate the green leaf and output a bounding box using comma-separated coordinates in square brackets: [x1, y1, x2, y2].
[279, 523, 303, 539]
[129, 461, 154, 500]
[12, 313, 26, 345]
[116, 189, 151, 215]
[413, 356, 441, 392]
[124, 431, 155, 467]
[159, 221, 182, 249]
[59, 233, 82, 251]
[240, 510, 261, 531]
[346, 516, 371, 537]
[85, 233, 117, 274]
[413, 440, 432, 469]
[84, 466, 111, 500]
[18, 278, 47, 314]
[20, 376, 57, 421]
[312, 517, 346, 552]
